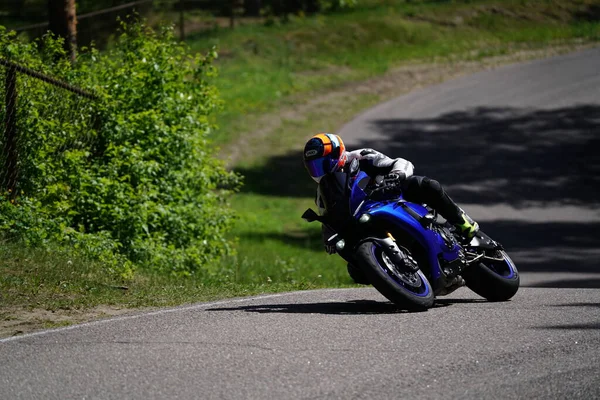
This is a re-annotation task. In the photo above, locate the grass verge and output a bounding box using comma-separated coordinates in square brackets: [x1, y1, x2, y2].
[0, 242, 332, 337]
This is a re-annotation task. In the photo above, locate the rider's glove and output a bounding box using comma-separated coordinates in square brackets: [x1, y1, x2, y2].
[324, 243, 337, 255]
[384, 171, 406, 185]
[381, 172, 406, 195]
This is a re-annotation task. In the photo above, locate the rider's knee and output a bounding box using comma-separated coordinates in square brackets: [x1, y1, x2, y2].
[422, 177, 444, 197]
[402, 175, 420, 192]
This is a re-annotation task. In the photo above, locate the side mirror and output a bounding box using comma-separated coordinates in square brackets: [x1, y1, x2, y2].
[301, 208, 319, 222]
[349, 158, 359, 175]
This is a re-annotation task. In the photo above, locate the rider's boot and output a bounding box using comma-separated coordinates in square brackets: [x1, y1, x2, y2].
[453, 212, 479, 242]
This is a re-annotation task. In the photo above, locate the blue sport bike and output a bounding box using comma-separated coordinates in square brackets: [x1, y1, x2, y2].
[302, 162, 519, 311]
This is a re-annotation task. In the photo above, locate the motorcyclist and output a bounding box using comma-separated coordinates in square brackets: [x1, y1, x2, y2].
[302, 133, 479, 255]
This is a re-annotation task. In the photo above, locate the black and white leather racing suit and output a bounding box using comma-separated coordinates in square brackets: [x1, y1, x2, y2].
[316, 148, 465, 254]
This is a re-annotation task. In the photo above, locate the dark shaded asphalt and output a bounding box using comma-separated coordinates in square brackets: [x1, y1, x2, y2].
[1, 47, 599, 399]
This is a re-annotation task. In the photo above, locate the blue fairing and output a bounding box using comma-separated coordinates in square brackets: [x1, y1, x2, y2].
[349, 172, 370, 214]
[349, 171, 458, 281]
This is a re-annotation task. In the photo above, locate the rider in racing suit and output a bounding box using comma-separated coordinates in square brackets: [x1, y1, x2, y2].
[303, 133, 479, 255]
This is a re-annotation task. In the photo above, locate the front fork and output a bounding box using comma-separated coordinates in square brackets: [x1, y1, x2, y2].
[327, 231, 419, 273]
[367, 236, 419, 272]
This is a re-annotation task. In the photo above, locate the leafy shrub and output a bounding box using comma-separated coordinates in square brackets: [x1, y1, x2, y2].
[0, 22, 241, 277]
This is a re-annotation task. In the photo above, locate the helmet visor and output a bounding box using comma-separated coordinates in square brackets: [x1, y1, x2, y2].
[305, 157, 328, 180]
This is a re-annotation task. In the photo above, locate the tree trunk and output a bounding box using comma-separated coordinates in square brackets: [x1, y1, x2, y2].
[179, 0, 185, 40]
[47, 0, 77, 62]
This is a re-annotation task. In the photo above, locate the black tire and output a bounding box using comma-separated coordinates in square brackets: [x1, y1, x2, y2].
[463, 250, 519, 302]
[355, 240, 434, 311]
[347, 263, 370, 285]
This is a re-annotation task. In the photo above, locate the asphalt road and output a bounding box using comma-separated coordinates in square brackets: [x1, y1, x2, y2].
[1, 48, 599, 399]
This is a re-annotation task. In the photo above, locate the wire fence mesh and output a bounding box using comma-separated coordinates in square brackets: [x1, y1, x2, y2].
[0, 59, 98, 200]
[4, 1, 254, 47]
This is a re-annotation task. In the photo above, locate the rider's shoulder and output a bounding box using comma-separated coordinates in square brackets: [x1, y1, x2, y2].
[348, 148, 382, 158]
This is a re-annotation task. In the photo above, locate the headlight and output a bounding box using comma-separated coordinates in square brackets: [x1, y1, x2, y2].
[335, 239, 346, 251]
[359, 213, 371, 224]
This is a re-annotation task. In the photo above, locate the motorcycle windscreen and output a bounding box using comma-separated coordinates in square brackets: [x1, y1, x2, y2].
[318, 172, 350, 218]
[349, 171, 370, 215]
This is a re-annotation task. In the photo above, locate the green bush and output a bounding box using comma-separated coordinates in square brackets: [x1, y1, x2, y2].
[0, 22, 241, 277]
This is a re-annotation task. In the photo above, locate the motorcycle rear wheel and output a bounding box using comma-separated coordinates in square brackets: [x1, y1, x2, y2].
[463, 250, 519, 302]
[355, 240, 434, 311]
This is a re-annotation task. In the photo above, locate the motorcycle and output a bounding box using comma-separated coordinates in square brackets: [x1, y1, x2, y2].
[301, 160, 519, 311]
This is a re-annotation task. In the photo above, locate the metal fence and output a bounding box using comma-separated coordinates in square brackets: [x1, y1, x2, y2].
[3, 1, 256, 47]
[0, 58, 97, 198]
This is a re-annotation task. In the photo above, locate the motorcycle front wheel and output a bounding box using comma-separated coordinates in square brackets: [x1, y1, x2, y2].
[355, 240, 434, 311]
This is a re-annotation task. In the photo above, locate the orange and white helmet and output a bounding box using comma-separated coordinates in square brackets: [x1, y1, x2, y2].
[303, 133, 347, 182]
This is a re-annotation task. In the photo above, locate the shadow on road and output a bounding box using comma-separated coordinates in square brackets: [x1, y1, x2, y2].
[528, 279, 600, 289]
[359, 105, 600, 206]
[534, 322, 600, 330]
[236, 105, 600, 285]
[238, 105, 600, 203]
[207, 297, 486, 314]
[208, 300, 404, 314]
[549, 302, 600, 308]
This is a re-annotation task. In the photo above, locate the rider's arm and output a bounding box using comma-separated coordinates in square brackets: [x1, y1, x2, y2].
[315, 187, 326, 216]
[346, 148, 414, 178]
[389, 157, 414, 179]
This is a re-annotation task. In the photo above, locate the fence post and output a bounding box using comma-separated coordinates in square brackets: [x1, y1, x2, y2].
[3, 65, 18, 198]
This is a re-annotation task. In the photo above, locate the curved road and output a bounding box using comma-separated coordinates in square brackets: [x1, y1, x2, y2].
[2, 48, 600, 399]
